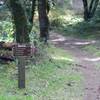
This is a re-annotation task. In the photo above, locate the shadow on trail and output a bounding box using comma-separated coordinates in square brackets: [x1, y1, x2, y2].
[50, 32, 100, 64]
[50, 33, 97, 47]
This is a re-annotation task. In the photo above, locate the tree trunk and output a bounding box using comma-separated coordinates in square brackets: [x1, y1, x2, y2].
[38, 0, 49, 43]
[29, 0, 37, 24]
[9, 0, 30, 43]
[82, 0, 89, 21]
[89, 0, 99, 18]
[82, 0, 99, 21]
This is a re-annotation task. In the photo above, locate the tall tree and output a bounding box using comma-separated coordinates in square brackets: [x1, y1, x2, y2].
[30, 0, 37, 24]
[89, 0, 99, 18]
[9, 0, 31, 89]
[38, 0, 49, 43]
[82, 0, 89, 20]
[9, 0, 38, 43]
[9, 0, 30, 43]
[82, 0, 99, 21]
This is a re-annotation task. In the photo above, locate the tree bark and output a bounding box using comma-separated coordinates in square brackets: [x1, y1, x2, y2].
[30, 0, 37, 24]
[38, 0, 49, 43]
[82, 0, 89, 21]
[9, 0, 30, 43]
[89, 0, 99, 18]
[82, 0, 99, 21]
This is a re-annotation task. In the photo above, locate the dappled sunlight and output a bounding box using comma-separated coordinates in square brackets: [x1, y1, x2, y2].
[51, 56, 74, 62]
[73, 40, 96, 46]
[51, 37, 66, 42]
[84, 57, 100, 62]
[51, 34, 96, 47]
[63, 15, 83, 24]
[64, 40, 96, 46]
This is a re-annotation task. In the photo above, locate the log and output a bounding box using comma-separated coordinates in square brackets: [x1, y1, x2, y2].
[0, 42, 16, 62]
[0, 56, 15, 61]
[0, 41, 16, 50]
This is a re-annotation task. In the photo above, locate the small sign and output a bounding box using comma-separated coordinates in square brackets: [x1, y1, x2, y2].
[13, 43, 36, 89]
[13, 44, 35, 57]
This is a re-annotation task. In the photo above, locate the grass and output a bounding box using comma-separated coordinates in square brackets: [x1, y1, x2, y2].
[0, 96, 33, 100]
[0, 45, 84, 100]
[82, 45, 100, 56]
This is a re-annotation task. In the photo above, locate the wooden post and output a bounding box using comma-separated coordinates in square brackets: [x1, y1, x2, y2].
[13, 44, 35, 89]
[18, 57, 25, 88]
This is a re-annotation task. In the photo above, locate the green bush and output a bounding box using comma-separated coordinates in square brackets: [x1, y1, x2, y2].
[0, 21, 14, 42]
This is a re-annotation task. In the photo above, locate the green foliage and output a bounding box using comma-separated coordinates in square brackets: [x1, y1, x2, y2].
[50, 8, 67, 28]
[50, 8, 100, 39]
[0, 21, 14, 42]
[50, 17, 65, 28]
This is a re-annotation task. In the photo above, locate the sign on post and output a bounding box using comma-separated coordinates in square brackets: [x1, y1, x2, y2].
[13, 44, 35, 89]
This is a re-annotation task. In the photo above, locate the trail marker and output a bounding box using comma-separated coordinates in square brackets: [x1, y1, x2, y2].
[13, 44, 35, 88]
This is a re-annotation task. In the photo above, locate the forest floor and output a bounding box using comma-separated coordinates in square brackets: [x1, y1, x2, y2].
[0, 32, 100, 100]
[50, 32, 100, 100]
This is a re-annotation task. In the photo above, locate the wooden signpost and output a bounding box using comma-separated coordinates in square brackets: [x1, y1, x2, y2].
[13, 44, 35, 89]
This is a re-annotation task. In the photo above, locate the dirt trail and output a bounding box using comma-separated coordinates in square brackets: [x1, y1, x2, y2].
[50, 33, 100, 100]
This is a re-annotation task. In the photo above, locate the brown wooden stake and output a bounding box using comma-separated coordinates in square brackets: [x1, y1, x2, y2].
[18, 57, 25, 88]
[13, 44, 34, 89]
